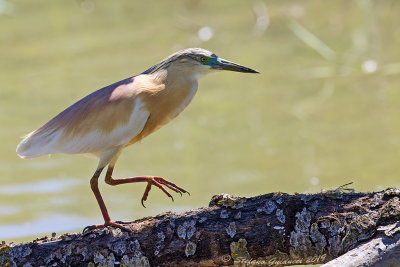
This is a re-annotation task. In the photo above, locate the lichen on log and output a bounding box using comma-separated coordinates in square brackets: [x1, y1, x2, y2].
[1, 188, 400, 266]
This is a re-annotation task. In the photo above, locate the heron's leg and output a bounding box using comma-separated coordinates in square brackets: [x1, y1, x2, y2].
[105, 166, 189, 207]
[90, 168, 110, 223]
[83, 168, 129, 233]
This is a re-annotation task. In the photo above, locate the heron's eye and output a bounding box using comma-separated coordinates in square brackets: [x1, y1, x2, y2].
[199, 56, 208, 63]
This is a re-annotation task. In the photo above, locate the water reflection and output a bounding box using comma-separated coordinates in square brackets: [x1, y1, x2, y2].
[0, 178, 81, 195]
[0, 205, 20, 216]
[0, 215, 93, 240]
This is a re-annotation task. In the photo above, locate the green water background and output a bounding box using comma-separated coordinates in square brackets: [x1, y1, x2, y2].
[1, 0, 400, 242]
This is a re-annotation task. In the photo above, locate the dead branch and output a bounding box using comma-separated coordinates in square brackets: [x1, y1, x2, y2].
[2, 188, 400, 266]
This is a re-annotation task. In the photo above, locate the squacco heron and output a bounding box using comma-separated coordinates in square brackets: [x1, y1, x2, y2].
[16, 48, 258, 230]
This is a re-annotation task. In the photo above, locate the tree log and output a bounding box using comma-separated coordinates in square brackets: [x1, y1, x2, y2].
[321, 222, 400, 267]
[1, 188, 400, 266]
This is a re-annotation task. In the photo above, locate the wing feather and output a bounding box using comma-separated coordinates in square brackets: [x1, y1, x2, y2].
[17, 76, 150, 158]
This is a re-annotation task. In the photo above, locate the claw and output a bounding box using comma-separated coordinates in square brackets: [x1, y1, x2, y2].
[152, 179, 174, 199]
[82, 225, 95, 235]
[82, 221, 130, 234]
[134, 176, 189, 208]
[154, 177, 189, 195]
[141, 182, 152, 208]
[164, 183, 183, 195]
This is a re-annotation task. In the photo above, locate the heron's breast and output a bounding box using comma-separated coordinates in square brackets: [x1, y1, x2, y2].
[126, 82, 198, 145]
[166, 82, 198, 120]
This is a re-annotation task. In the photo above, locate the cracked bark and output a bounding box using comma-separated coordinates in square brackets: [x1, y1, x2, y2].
[2, 188, 400, 266]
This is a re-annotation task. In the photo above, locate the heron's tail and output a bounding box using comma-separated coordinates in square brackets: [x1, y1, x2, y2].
[16, 131, 51, 159]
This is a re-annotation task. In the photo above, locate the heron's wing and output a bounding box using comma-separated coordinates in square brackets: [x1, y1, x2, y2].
[17, 76, 154, 159]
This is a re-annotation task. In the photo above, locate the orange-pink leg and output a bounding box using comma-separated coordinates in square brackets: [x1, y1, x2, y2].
[83, 168, 130, 233]
[104, 166, 189, 208]
[84, 166, 189, 233]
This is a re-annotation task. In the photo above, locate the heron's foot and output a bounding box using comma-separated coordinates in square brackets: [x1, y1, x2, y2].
[83, 221, 130, 234]
[141, 176, 190, 207]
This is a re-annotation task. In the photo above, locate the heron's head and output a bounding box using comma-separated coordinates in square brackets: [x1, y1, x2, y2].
[144, 48, 259, 79]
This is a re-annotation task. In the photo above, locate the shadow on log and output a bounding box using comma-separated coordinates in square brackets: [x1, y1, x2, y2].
[1, 188, 400, 266]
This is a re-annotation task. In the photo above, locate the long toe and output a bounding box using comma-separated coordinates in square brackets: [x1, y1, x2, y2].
[82, 221, 130, 234]
[107, 221, 131, 231]
[82, 225, 97, 235]
[154, 177, 189, 194]
[138, 176, 188, 208]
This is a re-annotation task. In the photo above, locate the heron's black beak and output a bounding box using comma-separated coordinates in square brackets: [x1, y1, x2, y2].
[211, 58, 259, 73]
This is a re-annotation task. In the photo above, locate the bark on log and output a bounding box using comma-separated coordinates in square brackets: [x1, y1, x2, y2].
[321, 222, 400, 267]
[1, 188, 400, 266]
